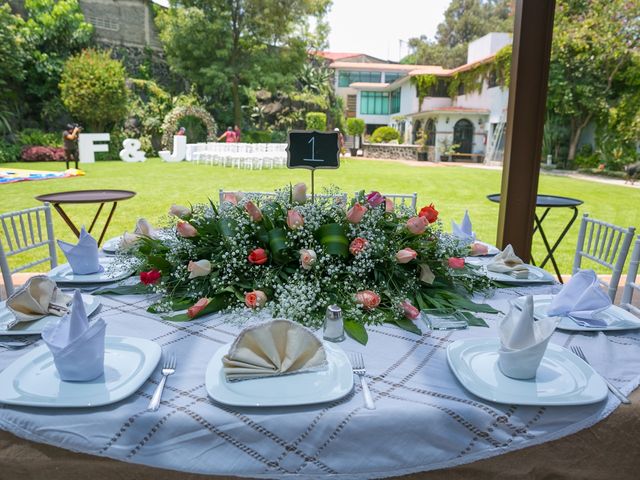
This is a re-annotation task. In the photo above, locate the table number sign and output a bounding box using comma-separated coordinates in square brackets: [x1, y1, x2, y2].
[287, 130, 340, 198]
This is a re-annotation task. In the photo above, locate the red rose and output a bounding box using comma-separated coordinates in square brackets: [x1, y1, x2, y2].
[248, 248, 268, 265]
[418, 203, 439, 223]
[448, 257, 465, 269]
[140, 269, 161, 285]
[187, 298, 210, 318]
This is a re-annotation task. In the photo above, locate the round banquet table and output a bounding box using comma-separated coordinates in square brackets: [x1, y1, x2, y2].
[35, 189, 136, 246]
[0, 283, 639, 479]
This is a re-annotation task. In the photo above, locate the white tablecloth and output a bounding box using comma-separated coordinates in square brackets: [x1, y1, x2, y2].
[1, 283, 639, 479]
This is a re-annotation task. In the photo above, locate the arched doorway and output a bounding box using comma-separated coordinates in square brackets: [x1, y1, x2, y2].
[425, 118, 436, 146]
[453, 119, 474, 154]
[412, 119, 422, 144]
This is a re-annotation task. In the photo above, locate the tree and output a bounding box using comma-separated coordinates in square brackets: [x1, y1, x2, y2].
[0, 4, 27, 133]
[20, 0, 93, 119]
[60, 49, 127, 132]
[156, 0, 330, 126]
[547, 0, 640, 163]
[403, 0, 512, 68]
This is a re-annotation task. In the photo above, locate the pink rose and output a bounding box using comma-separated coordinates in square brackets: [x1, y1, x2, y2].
[187, 298, 210, 318]
[395, 248, 417, 264]
[248, 248, 268, 265]
[400, 300, 420, 320]
[385, 198, 395, 213]
[223, 192, 239, 205]
[169, 204, 190, 218]
[349, 237, 368, 255]
[244, 201, 263, 222]
[448, 257, 465, 269]
[366, 191, 384, 207]
[292, 183, 307, 203]
[355, 290, 381, 310]
[346, 202, 367, 223]
[287, 210, 304, 229]
[177, 221, 197, 237]
[299, 249, 317, 270]
[245, 290, 267, 309]
[470, 242, 489, 256]
[406, 216, 428, 235]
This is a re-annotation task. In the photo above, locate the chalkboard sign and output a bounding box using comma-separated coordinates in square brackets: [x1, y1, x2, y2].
[287, 130, 340, 170]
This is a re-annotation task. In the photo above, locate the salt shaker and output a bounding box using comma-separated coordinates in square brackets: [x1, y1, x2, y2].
[323, 305, 345, 342]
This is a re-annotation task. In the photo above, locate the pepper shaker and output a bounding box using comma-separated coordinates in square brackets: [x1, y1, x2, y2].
[323, 305, 345, 342]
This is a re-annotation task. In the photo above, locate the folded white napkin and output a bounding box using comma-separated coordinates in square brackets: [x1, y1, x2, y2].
[498, 296, 558, 379]
[5, 276, 71, 327]
[451, 210, 476, 244]
[57, 226, 103, 275]
[41, 290, 106, 382]
[487, 244, 530, 279]
[222, 319, 327, 381]
[546, 269, 611, 327]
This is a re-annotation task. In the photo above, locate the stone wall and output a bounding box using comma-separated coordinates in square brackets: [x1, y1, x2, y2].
[362, 143, 422, 160]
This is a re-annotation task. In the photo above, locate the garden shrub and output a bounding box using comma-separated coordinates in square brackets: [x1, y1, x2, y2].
[573, 144, 599, 169]
[244, 130, 272, 143]
[17, 128, 61, 147]
[346, 118, 365, 137]
[21, 146, 65, 162]
[305, 112, 327, 131]
[0, 140, 21, 163]
[370, 126, 400, 144]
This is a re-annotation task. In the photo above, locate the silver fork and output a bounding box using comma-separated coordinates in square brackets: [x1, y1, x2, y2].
[147, 354, 176, 411]
[349, 353, 375, 410]
[570, 346, 630, 404]
[0, 337, 40, 350]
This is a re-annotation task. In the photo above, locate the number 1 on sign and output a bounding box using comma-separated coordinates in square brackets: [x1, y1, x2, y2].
[304, 136, 323, 163]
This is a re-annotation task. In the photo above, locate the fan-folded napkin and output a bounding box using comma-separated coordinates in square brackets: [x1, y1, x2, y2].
[57, 226, 103, 275]
[487, 244, 529, 278]
[222, 319, 327, 381]
[451, 210, 476, 244]
[41, 289, 106, 381]
[546, 269, 611, 327]
[498, 296, 558, 379]
[5, 276, 71, 327]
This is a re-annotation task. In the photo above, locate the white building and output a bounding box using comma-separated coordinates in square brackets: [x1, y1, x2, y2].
[327, 33, 512, 161]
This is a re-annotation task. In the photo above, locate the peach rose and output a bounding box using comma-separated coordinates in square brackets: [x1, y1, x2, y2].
[223, 192, 240, 205]
[395, 248, 417, 264]
[400, 300, 420, 320]
[299, 249, 317, 270]
[355, 290, 381, 310]
[292, 183, 307, 203]
[187, 259, 211, 279]
[177, 221, 197, 237]
[346, 202, 367, 223]
[385, 198, 395, 213]
[244, 201, 263, 222]
[169, 204, 191, 218]
[245, 290, 267, 309]
[287, 210, 304, 229]
[470, 242, 489, 256]
[349, 237, 368, 255]
[187, 298, 210, 318]
[448, 257, 465, 269]
[120, 232, 141, 249]
[406, 216, 428, 235]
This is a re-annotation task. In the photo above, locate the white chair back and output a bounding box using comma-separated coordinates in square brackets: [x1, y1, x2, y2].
[218, 190, 278, 204]
[0, 203, 57, 297]
[382, 193, 418, 212]
[311, 193, 348, 205]
[620, 235, 640, 316]
[572, 214, 636, 301]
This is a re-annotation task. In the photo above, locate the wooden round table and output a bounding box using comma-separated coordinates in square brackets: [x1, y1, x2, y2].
[35, 189, 136, 246]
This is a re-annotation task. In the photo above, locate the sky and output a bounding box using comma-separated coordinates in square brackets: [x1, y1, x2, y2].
[326, 0, 451, 62]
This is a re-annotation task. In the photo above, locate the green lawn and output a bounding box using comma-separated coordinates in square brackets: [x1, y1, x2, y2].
[2, 158, 639, 275]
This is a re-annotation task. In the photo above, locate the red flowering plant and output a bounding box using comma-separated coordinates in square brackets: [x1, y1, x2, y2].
[118, 185, 494, 344]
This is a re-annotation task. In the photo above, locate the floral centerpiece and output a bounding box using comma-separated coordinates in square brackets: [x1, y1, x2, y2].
[118, 184, 495, 344]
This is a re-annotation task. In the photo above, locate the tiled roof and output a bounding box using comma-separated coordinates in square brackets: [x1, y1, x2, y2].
[329, 62, 431, 72]
[314, 51, 367, 61]
[422, 107, 490, 114]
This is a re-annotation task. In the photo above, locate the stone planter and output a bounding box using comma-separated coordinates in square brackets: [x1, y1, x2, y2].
[417, 152, 429, 161]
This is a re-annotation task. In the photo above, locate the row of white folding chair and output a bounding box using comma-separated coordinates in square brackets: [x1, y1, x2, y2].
[196, 144, 287, 169]
[374, 193, 417, 212]
[0, 204, 57, 297]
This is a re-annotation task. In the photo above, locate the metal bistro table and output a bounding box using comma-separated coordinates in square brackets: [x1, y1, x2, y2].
[35, 189, 136, 246]
[487, 193, 584, 283]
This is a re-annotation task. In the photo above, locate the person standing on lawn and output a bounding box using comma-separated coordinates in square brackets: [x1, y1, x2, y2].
[233, 125, 241, 143]
[218, 127, 236, 143]
[62, 124, 81, 169]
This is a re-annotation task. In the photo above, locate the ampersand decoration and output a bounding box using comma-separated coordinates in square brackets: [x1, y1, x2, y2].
[120, 138, 146, 162]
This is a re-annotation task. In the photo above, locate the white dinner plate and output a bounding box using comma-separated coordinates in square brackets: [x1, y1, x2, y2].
[0, 293, 101, 336]
[205, 342, 353, 407]
[447, 338, 607, 406]
[102, 236, 122, 254]
[514, 295, 640, 332]
[485, 264, 555, 284]
[47, 258, 133, 284]
[0, 336, 161, 407]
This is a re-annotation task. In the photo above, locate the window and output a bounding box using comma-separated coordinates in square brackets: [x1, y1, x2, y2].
[390, 89, 401, 114]
[86, 15, 119, 31]
[338, 71, 382, 87]
[385, 72, 404, 83]
[414, 79, 449, 98]
[453, 119, 474, 154]
[360, 91, 389, 115]
[425, 119, 436, 146]
[488, 71, 498, 88]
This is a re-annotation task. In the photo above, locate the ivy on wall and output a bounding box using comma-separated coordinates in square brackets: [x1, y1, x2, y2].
[410, 74, 438, 111]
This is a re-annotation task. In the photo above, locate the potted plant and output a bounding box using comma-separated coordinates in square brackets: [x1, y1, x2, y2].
[439, 137, 460, 162]
[346, 118, 365, 157]
[416, 129, 429, 161]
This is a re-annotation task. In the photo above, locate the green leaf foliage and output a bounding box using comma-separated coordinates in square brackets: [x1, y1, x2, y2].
[344, 319, 368, 345]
